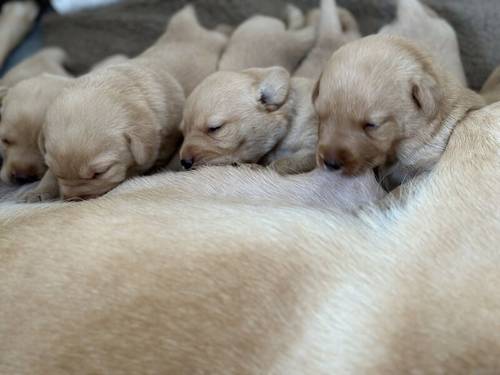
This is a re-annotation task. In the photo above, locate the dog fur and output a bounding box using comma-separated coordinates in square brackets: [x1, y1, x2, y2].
[180, 66, 318, 174]
[218, 13, 315, 72]
[480, 65, 500, 104]
[379, 0, 467, 86]
[314, 35, 483, 190]
[0, 0, 38, 68]
[0, 101, 498, 374]
[294, 0, 361, 80]
[0, 47, 69, 88]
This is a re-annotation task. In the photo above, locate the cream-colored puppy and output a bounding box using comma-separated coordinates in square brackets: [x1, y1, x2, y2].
[294, 0, 360, 80]
[218, 13, 315, 72]
[0, 0, 38, 68]
[89, 54, 129, 72]
[0, 47, 69, 87]
[379, 0, 467, 86]
[180, 66, 318, 174]
[480, 66, 500, 104]
[0, 102, 498, 374]
[0, 74, 73, 186]
[315, 35, 483, 190]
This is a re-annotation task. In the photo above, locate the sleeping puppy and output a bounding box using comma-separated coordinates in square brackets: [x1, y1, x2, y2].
[0, 47, 69, 88]
[20, 5, 223, 202]
[480, 66, 500, 104]
[294, 0, 360, 80]
[379, 0, 467, 86]
[180, 67, 318, 175]
[314, 35, 483, 190]
[218, 12, 315, 72]
[0, 74, 72, 187]
[0, 0, 38, 68]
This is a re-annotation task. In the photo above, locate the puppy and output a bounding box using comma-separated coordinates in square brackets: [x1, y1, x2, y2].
[0, 74, 73, 187]
[379, 0, 467, 86]
[22, 5, 223, 202]
[0, 0, 38, 68]
[294, 0, 361, 80]
[89, 54, 129, 72]
[285, 4, 305, 30]
[180, 66, 318, 175]
[218, 13, 315, 72]
[480, 66, 500, 104]
[0, 47, 69, 88]
[314, 35, 483, 190]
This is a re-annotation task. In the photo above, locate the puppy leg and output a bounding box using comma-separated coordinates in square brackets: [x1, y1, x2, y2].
[269, 151, 316, 175]
[286, 4, 305, 30]
[18, 169, 59, 203]
[0, 1, 39, 67]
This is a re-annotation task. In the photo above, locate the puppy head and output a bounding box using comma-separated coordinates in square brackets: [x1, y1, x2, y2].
[0, 75, 70, 184]
[180, 67, 291, 169]
[314, 35, 444, 175]
[43, 87, 157, 200]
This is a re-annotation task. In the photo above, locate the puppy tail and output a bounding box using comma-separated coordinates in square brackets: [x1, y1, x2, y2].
[318, 0, 342, 42]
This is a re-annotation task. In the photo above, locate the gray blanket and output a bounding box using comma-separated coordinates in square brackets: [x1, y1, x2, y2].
[42, 0, 500, 90]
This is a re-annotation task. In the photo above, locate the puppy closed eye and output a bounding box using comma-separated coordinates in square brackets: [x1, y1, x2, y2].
[90, 165, 113, 179]
[207, 123, 224, 134]
[1, 137, 13, 146]
[363, 122, 379, 131]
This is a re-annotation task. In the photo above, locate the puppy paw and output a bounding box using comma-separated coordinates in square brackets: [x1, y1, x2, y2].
[269, 159, 298, 175]
[17, 189, 57, 203]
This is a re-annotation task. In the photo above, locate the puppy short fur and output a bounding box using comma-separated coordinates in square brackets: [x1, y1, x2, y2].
[294, 0, 361, 81]
[379, 0, 467, 86]
[480, 65, 500, 104]
[218, 13, 315, 72]
[0, 47, 70, 88]
[180, 66, 318, 175]
[0, 1, 38, 68]
[0, 101, 498, 374]
[315, 35, 483, 190]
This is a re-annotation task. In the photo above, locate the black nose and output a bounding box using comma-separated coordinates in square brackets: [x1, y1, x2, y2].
[324, 159, 343, 171]
[180, 159, 193, 170]
[11, 173, 38, 185]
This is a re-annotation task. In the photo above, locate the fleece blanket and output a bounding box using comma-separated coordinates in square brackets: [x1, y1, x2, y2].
[41, 0, 500, 90]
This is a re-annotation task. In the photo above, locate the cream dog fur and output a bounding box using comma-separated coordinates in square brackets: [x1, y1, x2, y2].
[0, 47, 69, 88]
[294, 0, 361, 80]
[218, 12, 315, 72]
[0, 0, 38, 68]
[379, 0, 467, 86]
[180, 66, 318, 174]
[315, 35, 483, 190]
[0, 100, 498, 374]
[480, 65, 500, 104]
[22, 5, 226, 202]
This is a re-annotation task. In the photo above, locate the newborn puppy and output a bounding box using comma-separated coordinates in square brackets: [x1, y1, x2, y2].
[23, 6, 221, 202]
[89, 54, 129, 72]
[480, 66, 500, 104]
[294, 0, 361, 80]
[180, 67, 317, 175]
[379, 0, 467, 86]
[315, 35, 483, 190]
[218, 12, 315, 72]
[0, 47, 69, 87]
[0, 1, 38, 68]
[0, 74, 72, 186]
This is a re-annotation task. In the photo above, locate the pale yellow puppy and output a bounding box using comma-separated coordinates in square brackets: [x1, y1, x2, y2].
[0, 102, 498, 374]
[0, 74, 73, 187]
[180, 66, 318, 175]
[480, 65, 500, 104]
[218, 12, 315, 72]
[314, 35, 483, 190]
[379, 0, 467, 85]
[0, 47, 69, 88]
[294, 0, 361, 80]
[0, 0, 38, 68]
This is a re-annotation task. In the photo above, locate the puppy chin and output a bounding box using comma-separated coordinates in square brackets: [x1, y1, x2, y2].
[60, 180, 121, 200]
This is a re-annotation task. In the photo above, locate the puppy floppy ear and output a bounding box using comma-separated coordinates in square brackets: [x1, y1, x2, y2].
[411, 72, 443, 119]
[124, 121, 161, 169]
[245, 66, 291, 112]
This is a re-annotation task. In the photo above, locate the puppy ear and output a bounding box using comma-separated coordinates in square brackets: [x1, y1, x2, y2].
[411, 72, 443, 119]
[245, 67, 291, 112]
[124, 124, 161, 169]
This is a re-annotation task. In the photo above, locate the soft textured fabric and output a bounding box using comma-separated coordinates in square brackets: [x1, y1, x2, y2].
[41, 0, 500, 90]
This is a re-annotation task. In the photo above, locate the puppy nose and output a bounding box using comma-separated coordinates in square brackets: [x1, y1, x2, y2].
[323, 158, 343, 171]
[180, 158, 193, 170]
[11, 172, 38, 185]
